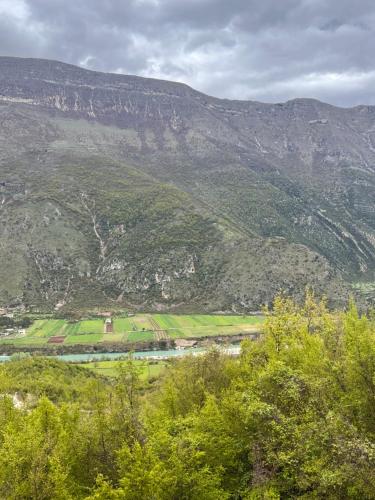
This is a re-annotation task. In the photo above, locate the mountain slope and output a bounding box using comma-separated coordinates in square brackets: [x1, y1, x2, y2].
[0, 56, 373, 311]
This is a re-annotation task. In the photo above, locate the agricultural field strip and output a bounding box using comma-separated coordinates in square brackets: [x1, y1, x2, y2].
[148, 316, 168, 341]
[1, 314, 264, 345]
[26, 316, 262, 338]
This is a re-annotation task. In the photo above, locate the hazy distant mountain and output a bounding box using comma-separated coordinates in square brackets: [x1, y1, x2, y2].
[0, 56, 373, 311]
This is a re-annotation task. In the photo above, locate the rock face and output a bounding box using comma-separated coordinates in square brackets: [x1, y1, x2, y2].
[0, 56, 373, 311]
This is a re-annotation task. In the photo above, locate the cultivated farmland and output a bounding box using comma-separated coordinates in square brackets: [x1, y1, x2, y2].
[0, 313, 264, 347]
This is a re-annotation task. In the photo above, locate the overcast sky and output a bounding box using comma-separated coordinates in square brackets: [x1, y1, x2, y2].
[1, 0, 375, 106]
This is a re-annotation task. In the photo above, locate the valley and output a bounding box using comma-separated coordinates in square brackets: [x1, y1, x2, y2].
[1, 1, 375, 497]
[0, 313, 263, 351]
[0, 294, 373, 498]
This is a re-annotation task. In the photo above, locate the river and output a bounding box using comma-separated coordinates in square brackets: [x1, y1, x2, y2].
[0, 345, 241, 363]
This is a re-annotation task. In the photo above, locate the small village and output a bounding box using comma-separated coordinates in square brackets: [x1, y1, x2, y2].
[0, 308, 27, 338]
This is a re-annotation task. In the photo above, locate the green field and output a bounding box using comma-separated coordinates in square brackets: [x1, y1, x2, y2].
[78, 359, 167, 380]
[153, 314, 262, 338]
[0, 313, 264, 347]
[76, 320, 104, 334]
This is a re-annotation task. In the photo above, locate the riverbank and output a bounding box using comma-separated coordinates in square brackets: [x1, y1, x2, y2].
[0, 331, 260, 356]
[0, 344, 242, 363]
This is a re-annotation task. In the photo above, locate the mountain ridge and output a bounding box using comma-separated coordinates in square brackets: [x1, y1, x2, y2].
[0, 55, 370, 110]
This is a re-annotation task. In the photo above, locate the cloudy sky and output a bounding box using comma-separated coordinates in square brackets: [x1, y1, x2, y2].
[0, 0, 375, 106]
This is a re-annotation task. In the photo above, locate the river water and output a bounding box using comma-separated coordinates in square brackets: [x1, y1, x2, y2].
[0, 345, 241, 363]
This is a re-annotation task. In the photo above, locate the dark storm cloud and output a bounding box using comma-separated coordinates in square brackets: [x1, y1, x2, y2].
[1, 0, 375, 106]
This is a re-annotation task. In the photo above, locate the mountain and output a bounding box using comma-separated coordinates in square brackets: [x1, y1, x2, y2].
[0, 56, 373, 312]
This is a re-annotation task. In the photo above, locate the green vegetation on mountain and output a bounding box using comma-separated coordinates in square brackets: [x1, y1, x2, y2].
[1, 57, 373, 311]
[0, 293, 374, 498]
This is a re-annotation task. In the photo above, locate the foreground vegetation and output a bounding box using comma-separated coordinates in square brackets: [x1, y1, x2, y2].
[0, 313, 263, 347]
[0, 293, 374, 498]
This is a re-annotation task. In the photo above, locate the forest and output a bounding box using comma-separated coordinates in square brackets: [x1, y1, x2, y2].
[0, 293, 374, 499]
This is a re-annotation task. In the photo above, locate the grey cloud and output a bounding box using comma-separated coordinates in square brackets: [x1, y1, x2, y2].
[1, 0, 375, 106]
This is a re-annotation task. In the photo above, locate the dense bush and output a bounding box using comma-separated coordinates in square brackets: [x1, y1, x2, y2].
[0, 316, 32, 328]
